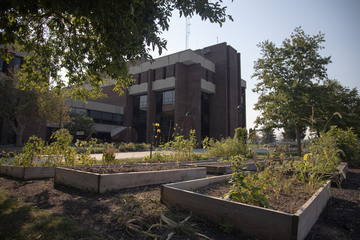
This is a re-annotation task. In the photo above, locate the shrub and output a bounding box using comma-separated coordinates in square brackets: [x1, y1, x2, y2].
[325, 126, 360, 167]
[203, 137, 246, 159]
[234, 127, 247, 142]
[102, 147, 117, 165]
[160, 129, 197, 162]
[297, 133, 342, 174]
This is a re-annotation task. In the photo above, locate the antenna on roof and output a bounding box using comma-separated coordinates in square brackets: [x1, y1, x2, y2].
[185, 17, 191, 49]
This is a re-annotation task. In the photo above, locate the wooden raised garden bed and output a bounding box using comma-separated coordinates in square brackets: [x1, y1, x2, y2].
[161, 175, 331, 240]
[184, 163, 233, 175]
[55, 166, 207, 193]
[0, 165, 55, 179]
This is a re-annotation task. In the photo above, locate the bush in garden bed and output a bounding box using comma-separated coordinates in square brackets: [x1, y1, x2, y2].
[325, 126, 360, 167]
[3, 129, 96, 167]
[226, 133, 345, 210]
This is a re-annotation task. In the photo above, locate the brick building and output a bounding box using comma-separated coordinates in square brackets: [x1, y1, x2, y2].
[1, 42, 246, 144]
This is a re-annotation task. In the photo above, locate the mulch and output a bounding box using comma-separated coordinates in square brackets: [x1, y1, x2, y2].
[0, 168, 359, 239]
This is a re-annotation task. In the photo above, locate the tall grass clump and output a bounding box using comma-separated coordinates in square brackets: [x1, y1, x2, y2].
[203, 136, 246, 159]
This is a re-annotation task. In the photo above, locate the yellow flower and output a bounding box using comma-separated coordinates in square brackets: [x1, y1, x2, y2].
[157, 129, 161, 133]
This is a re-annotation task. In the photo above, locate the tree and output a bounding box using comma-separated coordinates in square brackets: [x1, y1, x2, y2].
[0, 77, 69, 146]
[261, 127, 275, 144]
[64, 112, 96, 141]
[311, 80, 360, 136]
[248, 128, 259, 143]
[0, 0, 232, 100]
[281, 121, 306, 141]
[252, 27, 331, 155]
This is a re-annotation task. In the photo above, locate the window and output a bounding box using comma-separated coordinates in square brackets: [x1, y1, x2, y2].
[156, 90, 175, 142]
[87, 109, 123, 125]
[14, 56, 23, 70]
[0, 54, 8, 74]
[163, 67, 167, 79]
[133, 95, 148, 142]
[139, 95, 147, 110]
[201, 92, 210, 138]
[138, 73, 141, 84]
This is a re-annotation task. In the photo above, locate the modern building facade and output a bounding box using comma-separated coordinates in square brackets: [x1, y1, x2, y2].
[123, 42, 246, 143]
[0, 42, 246, 144]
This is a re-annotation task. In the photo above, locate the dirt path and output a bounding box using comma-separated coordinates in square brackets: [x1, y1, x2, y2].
[0, 169, 359, 239]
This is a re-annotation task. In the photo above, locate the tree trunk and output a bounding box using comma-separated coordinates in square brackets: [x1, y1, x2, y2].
[295, 124, 302, 157]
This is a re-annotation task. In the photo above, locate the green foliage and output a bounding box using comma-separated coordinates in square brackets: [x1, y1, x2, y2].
[227, 155, 271, 208]
[13, 136, 46, 166]
[0, 77, 69, 146]
[311, 80, 360, 135]
[160, 129, 197, 161]
[64, 112, 96, 140]
[74, 139, 96, 166]
[203, 137, 247, 159]
[10, 129, 97, 167]
[299, 133, 342, 174]
[325, 126, 360, 167]
[252, 27, 332, 154]
[47, 128, 76, 166]
[116, 142, 150, 154]
[1, 0, 232, 100]
[102, 146, 117, 165]
[234, 127, 247, 142]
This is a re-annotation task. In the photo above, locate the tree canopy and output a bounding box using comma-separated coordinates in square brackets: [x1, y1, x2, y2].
[311, 79, 360, 136]
[0, 0, 232, 100]
[0, 76, 69, 145]
[252, 27, 331, 155]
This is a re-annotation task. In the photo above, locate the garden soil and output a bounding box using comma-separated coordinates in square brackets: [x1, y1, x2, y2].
[0, 168, 359, 239]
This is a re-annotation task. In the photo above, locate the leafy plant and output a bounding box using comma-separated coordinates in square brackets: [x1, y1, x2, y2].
[13, 136, 46, 167]
[325, 126, 360, 167]
[234, 127, 247, 142]
[102, 147, 116, 165]
[203, 136, 246, 159]
[160, 129, 197, 162]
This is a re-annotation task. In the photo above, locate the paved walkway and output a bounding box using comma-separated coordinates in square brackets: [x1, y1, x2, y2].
[91, 148, 207, 161]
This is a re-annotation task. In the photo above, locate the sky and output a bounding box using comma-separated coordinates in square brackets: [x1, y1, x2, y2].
[150, 0, 360, 132]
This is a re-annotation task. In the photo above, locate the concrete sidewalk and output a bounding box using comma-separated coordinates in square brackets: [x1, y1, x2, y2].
[91, 148, 207, 161]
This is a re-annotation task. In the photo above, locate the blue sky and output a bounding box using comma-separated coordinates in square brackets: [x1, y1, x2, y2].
[151, 0, 360, 131]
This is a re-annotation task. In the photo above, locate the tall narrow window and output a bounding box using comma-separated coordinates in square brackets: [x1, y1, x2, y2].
[163, 67, 167, 79]
[156, 90, 175, 142]
[201, 92, 210, 139]
[133, 95, 147, 142]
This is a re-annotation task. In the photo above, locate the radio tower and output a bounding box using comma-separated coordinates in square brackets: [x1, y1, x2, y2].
[185, 17, 191, 49]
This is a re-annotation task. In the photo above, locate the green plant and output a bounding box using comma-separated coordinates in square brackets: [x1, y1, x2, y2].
[102, 147, 116, 165]
[218, 214, 233, 233]
[325, 126, 360, 167]
[13, 136, 46, 167]
[234, 127, 247, 142]
[203, 137, 246, 159]
[75, 140, 96, 166]
[143, 152, 167, 163]
[160, 129, 197, 162]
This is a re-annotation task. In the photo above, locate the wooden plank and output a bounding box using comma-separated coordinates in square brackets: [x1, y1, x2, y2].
[99, 167, 206, 193]
[161, 176, 332, 240]
[295, 181, 331, 240]
[23, 167, 55, 179]
[55, 167, 99, 193]
[0, 166, 24, 179]
[161, 184, 294, 240]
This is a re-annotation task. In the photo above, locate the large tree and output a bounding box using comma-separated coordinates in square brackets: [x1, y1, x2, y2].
[311, 79, 360, 136]
[252, 27, 331, 155]
[0, 0, 232, 100]
[0, 77, 69, 146]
